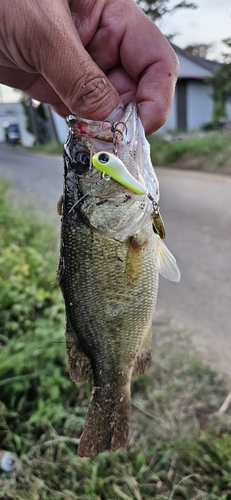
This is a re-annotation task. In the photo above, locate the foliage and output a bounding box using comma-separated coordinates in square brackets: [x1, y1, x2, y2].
[19, 92, 53, 144]
[184, 43, 213, 59]
[29, 140, 63, 155]
[136, 0, 197, 23]
[221, 37, 231, 63]
[1, 178, 231, 498]
[19, 93, 33, 135]
[0, 179, 69, 433]
[206, 63, 231, 122]
[204, 38, 231, 122]
[149, 130, 231, 173]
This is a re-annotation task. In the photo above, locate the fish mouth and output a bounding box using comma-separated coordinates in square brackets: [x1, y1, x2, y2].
[66, 102, 125, 132]
[65, 102, 137, 148]
[64, 101, 154, 196]
[63, 101, 160, 240]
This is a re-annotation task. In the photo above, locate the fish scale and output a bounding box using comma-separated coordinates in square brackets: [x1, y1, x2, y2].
[57, 102, 180, 457]
[58, 216, 158, 456]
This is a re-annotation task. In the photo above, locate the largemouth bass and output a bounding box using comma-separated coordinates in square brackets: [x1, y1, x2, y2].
[57, 102, 180, 457]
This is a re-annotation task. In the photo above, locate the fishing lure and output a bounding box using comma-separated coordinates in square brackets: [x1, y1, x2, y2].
[92, 152, 148, 195]
[92, 151, 166, 239]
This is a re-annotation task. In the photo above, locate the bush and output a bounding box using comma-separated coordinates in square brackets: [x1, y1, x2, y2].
[0, 179, 82, 449]
[149, 130, 231, 172]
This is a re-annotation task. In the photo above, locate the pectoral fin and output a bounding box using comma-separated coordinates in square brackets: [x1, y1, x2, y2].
[157, 238, 181, 283]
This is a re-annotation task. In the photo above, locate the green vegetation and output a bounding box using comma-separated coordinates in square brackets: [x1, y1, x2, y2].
[149, 130, 231, 174]
[29, 141, 63, 155]
[136, 0, 196, 24]
[1, 178, 231, 499]
[206, 39, 231, 122]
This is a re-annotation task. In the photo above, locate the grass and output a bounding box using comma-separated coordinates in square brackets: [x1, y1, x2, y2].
[1, 178, 231, 499]
[29, 141, 63, 155]
[149, 130, 231, 174]
[2, 324, 231, 499]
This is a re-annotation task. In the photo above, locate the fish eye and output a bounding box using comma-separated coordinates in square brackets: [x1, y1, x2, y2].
[75, 151, 90, 167]
[98, 153, 110, 164]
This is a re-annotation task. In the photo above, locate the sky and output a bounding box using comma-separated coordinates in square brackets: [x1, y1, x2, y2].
[1, 0, 231, 103]
[157, 0, 231, 60]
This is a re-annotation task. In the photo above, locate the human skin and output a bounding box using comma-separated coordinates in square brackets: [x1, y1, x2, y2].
[0, 0, 179, 135]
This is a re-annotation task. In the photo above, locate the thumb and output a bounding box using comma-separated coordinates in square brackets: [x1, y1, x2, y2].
[30, 4, 121, 120]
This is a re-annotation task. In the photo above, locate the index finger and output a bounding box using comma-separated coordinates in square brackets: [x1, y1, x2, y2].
[86, 0, 179, 135]
[119, 6, 179, 134]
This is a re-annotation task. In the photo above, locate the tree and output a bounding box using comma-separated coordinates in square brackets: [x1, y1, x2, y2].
[206, 39, 231, 122]
[136, 0, 197, 22]
[207, 63, 231, 122]
[221, 37, 231, 63]
[184, 43, 214, 59]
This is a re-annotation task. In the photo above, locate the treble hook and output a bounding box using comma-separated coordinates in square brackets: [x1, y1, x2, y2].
[102, 120, 127, 155]
[147, 193, 166, 239]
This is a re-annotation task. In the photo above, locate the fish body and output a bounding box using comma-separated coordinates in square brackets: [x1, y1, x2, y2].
[57, 102, 180, 457]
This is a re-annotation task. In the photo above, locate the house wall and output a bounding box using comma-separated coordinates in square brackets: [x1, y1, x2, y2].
[0, 102, 35, 146]
[157, 49, 217, 134]
[177, 54, 212, 79]
[157, 80, 214, 133]
[50, 109, 68, 143]
[158, 94, 177, 133]
[225, 102, 231, 121]
[187, 81, 214, 130]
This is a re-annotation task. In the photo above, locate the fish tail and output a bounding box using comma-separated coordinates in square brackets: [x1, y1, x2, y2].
[78, 380, 131, 457]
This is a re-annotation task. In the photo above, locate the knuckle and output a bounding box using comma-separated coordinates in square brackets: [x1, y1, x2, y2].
[69, 73, 117, 118]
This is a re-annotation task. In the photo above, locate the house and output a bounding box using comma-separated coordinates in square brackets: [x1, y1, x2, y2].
[159, 44, 231, 133]
[0, 102, 35, 146]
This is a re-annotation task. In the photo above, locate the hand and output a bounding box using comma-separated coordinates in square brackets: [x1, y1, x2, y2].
[0, 0, 179, 135]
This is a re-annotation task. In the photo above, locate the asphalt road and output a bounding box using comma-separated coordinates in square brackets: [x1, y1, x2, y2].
[0, 144, 231, 376]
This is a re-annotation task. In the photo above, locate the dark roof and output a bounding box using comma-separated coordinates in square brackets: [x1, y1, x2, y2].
[171, 43, 220, 74]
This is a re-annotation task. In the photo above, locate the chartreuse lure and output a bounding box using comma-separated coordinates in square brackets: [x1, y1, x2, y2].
[92, 152, 148, 196]
[92, 151, 166, 240]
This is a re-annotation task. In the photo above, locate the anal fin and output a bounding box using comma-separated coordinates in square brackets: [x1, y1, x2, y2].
[133, 350, 152, 374]
[133, 321, 153, 374]
[65, 320, 92, 383]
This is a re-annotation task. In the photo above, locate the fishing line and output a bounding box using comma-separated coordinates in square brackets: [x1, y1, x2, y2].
[67, 177, 110, 215]
[67, 192, 89, 215]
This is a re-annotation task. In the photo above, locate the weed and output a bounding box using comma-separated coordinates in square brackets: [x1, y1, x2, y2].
[149, 130, 231, 174]
[28, 141, 63, 155]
